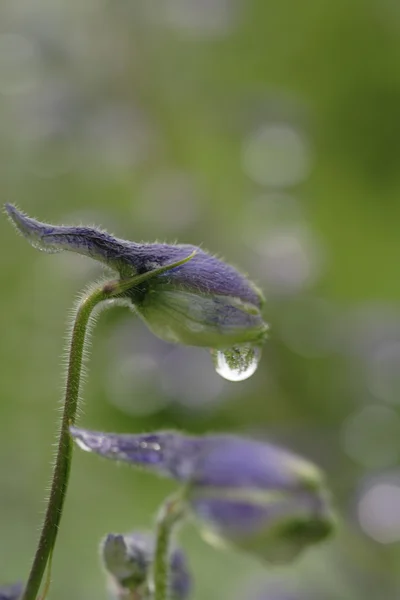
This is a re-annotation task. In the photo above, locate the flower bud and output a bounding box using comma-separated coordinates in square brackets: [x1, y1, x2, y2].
[0, 583, 23, 600]
[5, 204, 268, 353]
[102, 531, 192, 600]
[71, 427, 335, 564]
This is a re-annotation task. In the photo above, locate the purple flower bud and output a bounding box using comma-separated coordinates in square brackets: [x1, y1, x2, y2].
[71, 427, 335, 564]
[102, 530, 192, 600]
[0, 583, 23, 600]
[5, 204, 268, 354]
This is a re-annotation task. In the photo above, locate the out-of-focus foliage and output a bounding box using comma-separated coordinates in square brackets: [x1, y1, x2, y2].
[1, 1, 400, 599]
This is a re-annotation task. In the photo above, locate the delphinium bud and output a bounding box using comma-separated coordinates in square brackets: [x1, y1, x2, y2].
[0, 583, 23, 600]
[102, 530, 192, 600]
[4, 204, 268, 381]
[71, 427, 335, 564]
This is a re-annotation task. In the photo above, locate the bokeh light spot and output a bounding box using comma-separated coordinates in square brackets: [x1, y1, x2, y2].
[242, 123, 312, 188]
[358, 480, 400, 543]
[253, 225, 324, 295]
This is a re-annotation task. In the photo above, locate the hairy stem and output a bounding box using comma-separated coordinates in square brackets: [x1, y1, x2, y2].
[153, 494, 185, 600]
[21, 284, 109, 600]
[21, 251, 195, 600]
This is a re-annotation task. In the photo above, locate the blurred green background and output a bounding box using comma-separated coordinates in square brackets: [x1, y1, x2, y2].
[1, 0, 400, 598]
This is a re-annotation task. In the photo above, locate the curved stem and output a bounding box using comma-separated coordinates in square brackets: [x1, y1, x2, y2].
[152, 494, 185, 600]
[21, 251, 195, 600]
[21, 284, 108, 600]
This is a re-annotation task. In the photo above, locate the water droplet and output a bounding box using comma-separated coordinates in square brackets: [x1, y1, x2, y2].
[211, 344, 261, 381]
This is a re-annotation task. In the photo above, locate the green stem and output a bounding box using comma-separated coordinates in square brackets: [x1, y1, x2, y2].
[21, 284, 109, 600]
[152, 494, 185, 600]
[21, 252, 196, 600]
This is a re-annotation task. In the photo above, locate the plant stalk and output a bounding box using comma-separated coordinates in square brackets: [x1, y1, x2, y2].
[152, 494, 185, 600]
[21, 253, 195, 600]
[21, 284, 109, 600]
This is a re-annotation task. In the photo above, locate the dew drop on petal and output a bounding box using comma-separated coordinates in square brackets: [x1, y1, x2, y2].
[211, 344, 261, 381]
